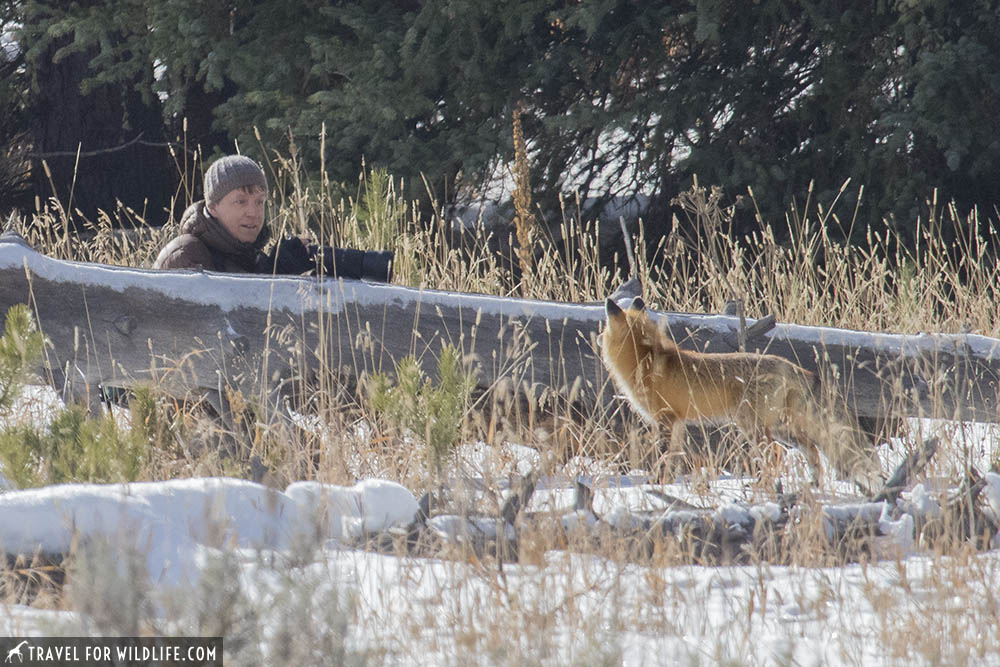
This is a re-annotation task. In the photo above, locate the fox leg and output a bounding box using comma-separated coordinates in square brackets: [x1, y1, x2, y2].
[762, 427, 786, 474]
[769, 413, 824, 484]
[775, 390, 827, 485]
[667, 419, 685, 453]
[792, 436, 823, 485]
[734, 407, 784, 478]
[741, 411, 822, 484]
[802, 442, 823, 486]
[789, 400, 858, 485]
[648, 415, 685, 478]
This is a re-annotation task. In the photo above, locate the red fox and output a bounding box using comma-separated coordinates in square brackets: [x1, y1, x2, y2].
[601, 296, 878, 484]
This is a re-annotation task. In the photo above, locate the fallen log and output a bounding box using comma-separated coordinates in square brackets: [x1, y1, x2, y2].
[390, 446, 998, 565]
[2, 232, 999, 426]
[395, 476, 995, 566]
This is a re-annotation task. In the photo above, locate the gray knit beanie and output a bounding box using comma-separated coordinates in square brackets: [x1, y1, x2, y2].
[204, 155, 267, 205]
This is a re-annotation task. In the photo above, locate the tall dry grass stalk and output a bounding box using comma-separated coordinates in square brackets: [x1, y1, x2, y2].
[511, 103, 538, 296]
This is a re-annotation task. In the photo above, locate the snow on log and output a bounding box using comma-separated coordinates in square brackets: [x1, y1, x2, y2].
[394, 474, 992, 565]
[2, 232, 999, 424]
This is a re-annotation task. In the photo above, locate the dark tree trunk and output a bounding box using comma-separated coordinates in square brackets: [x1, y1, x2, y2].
[28, 38, 174, 227]
[178, 83, 237, 159]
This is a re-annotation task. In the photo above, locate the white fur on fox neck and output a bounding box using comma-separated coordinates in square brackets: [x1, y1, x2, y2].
[601, 344, 658, 425]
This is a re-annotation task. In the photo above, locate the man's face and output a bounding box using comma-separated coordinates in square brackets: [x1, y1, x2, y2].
[207, 186, 267, 243]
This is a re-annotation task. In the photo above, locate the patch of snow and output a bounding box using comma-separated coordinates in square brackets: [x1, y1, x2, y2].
[603, 505, 645, 531]
[821, 502, 884, 540]
[984, 472, 1000, 517]
[125, 478, 297, 551]
[285, 481, 361, 541]
[285, 479, 418, 542]
[878, 502, 915, 552]
[0, 605, 78, 637]
[353, 479, 420, 533]
[983, 473, 1000, 549]
[560, 509, 598, 533]
[591, 484, 673, 516]
[717, 502, 754, 526]
[0, 483, 196, 587]
[900, 483, 941, 519]
[749, 501, 782, 523]
[452, 440, 540, 481]
[427, 515, 514, 543]
[0, 476, 421, 587]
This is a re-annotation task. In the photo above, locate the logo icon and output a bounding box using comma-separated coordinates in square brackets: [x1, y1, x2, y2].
[4, 641, 28, 663]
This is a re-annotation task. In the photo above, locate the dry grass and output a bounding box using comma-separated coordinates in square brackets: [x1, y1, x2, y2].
[6, 151, 999, 482]
[3, 150, 1000, 664]
[12, 155, 1000, 335]
[7, 150, 1000, 482]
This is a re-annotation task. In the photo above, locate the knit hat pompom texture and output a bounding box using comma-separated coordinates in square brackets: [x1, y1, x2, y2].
[204, 155, 267, 205]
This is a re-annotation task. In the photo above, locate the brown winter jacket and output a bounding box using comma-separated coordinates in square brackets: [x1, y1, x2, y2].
[152, 201, 271, 272]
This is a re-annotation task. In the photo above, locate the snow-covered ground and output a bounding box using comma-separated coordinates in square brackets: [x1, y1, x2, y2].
[1, 387, 999, 665]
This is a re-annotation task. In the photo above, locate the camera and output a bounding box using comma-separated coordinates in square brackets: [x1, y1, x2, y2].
[312, 246, 393, 283]
[257, 237, 393, 283]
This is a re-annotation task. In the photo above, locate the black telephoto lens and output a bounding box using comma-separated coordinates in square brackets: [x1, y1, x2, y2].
[314, 246, 393, 282]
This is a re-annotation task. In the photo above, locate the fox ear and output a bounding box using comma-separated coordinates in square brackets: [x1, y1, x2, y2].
[606, 298, 625, 318]
[630, 296, 646, 311]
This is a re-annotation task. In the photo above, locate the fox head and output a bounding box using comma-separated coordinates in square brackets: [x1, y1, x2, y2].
[601, 296, 674, 364]
[603, 296, 651, 346]
[601, 296, 678, 424]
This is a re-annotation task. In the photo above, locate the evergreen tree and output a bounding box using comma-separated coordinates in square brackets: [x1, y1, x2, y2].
[5, 0, 1000, 248]
[0, 1, 29, 214]
[16, 0, 174, 225]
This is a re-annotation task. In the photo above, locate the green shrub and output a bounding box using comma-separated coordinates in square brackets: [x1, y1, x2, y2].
[0, 304, 172, 487]
[0, 403, 150, 488]
[353, 167, 407, 252]
[126, 386, 175, 454]
[0, 304, 46, 414]
[367, 344, 476, 473]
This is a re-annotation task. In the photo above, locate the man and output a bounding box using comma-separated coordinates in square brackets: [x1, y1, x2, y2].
[154, 154, 272, 272]
[154, 154, 393, 281]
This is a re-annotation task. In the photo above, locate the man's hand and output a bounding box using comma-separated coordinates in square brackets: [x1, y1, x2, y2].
[255, 237, 316, 275]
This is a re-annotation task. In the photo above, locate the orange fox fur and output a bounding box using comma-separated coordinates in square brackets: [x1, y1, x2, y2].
[600, 297, 878, 483]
